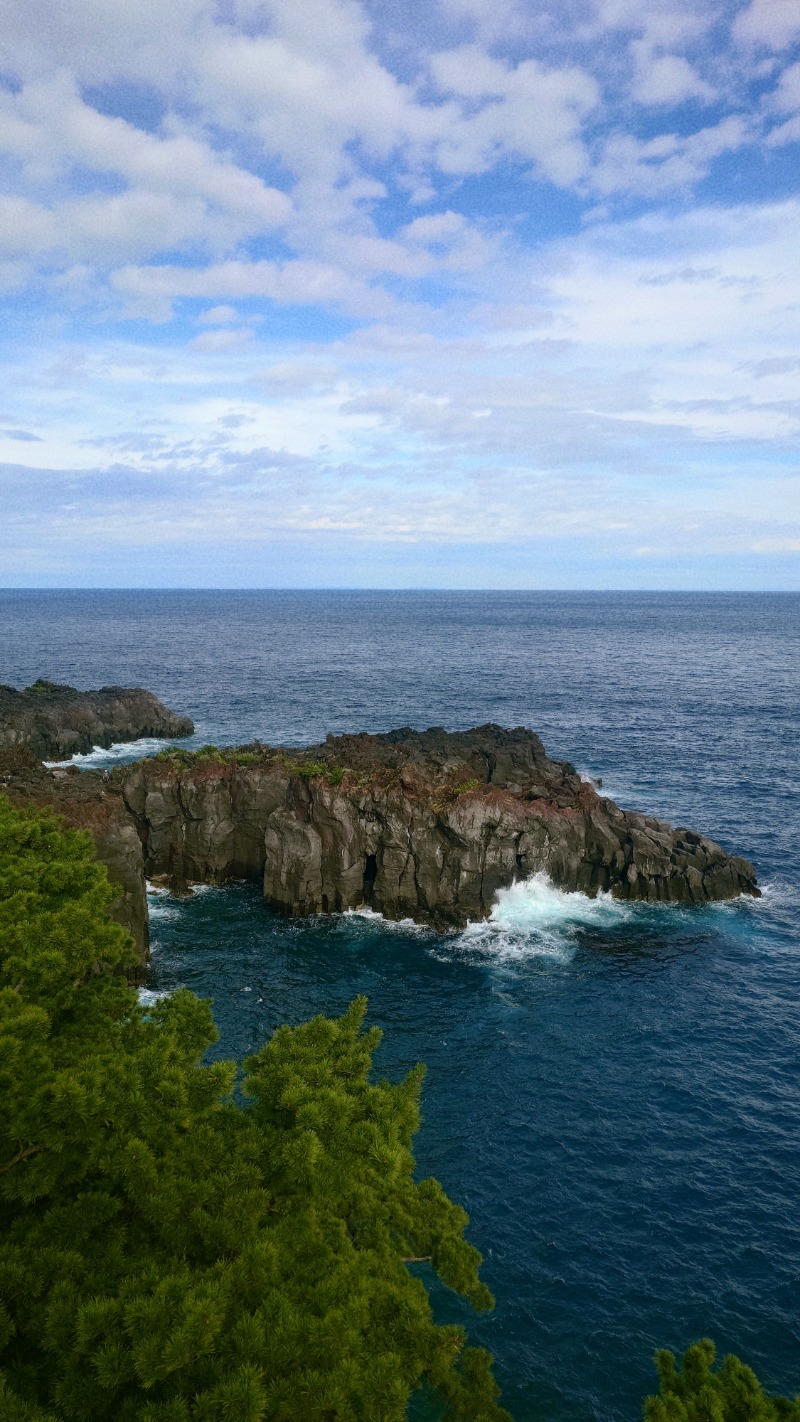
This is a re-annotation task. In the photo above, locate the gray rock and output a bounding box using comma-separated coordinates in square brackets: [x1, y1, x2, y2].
[0, 681, 194, 761]
[119, 724, 759, 932]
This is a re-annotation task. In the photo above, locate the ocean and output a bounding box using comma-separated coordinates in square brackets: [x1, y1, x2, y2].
[1, 589, 798, 1420]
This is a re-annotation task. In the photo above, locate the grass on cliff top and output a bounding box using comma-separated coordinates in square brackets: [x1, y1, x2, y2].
[152, 744, 345, 784]
[149, 747, 480, 799]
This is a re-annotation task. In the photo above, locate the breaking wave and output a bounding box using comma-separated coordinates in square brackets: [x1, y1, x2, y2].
[45, 736, 181, 769]
[449, 873, 634, 962]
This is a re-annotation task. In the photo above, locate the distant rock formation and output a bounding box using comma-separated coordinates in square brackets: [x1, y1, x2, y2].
[119, 724, 759, 931]
[0, 681, 194, 762]
[0, 746, 148, 968]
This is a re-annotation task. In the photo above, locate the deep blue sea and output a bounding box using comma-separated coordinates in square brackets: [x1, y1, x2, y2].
[2, 589, 799, 1420]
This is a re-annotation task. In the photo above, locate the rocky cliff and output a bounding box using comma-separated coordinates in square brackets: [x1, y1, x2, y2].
[0, 746, 149, 969]
[0, 681, 194, 761]
[119, 724, 759, 930]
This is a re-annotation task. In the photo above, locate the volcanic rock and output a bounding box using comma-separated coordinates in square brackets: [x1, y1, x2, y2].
[118, 724, 759, 930]
[0, 681, 194, 762]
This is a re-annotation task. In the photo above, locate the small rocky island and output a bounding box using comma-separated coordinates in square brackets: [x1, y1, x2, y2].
[0, 709, 759, 972]
[0, 680, 194, 761]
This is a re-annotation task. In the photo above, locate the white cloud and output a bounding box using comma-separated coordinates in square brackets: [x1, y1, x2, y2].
[111, 255, 398, 320]
[0, 72, 291, 269]
[733, 0, 800, 51]
[429, 45, 599, 184]
[630, 44, 716, 106]
[197, 305, 241, 325]
[592, 0, 712, 49]
[591, 115, 750, 195]
[764, 60, 800, 145]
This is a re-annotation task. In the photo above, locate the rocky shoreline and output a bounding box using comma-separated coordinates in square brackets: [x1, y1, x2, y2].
[0, 680, 194, 761]
[0, 718, 760, 969]
[122, 724, 760, 925]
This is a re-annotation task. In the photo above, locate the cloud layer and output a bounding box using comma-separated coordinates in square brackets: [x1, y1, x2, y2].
[0, 0, 798, 585]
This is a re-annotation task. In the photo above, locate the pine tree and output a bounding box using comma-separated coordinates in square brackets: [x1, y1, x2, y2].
[645, 1340, 800, 1422]
[0, 797, 510, 1421]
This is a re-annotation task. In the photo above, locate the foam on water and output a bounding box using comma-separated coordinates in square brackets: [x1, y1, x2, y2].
[318, 875, 736, 963]
[450, 874, 628, 961]
[345, 905, 434, 937]
[137, 987, 169, 1006]
[344, 875, 647, 962]
[147, 880, 222, 923]
[147, 882, 181, 924]
[44, 736, 178, 769]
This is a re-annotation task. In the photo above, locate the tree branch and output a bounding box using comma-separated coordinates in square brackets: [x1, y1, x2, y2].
[0, 1144, 43, 1176]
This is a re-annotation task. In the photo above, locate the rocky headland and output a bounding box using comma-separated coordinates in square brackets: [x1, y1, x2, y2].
[121, 723, 759, 931]
[0, 722, 759, 968]
[0, 681, 194, 761]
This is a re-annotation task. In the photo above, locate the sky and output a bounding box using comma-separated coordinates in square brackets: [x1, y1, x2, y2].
[1, 0, 798, 589]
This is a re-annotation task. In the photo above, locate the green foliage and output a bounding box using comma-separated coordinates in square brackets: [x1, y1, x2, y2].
[152, 747, 193, 766]
[452, 781, 481, 796]
[282, 758, 345, 786]
[23, 681, 58, 696]
[645, 1340, 800, 1422]
[147, 747, 345, 781]
[0, 796, 509, 1422]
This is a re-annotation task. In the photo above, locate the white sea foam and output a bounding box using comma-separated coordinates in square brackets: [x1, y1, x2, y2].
[147, 901, 181, 923]
[342, 874, 640, 962]
[45, 736, 181, 769]
[745, 878, 796, 910]
[450, 873, 633, 962]
[137, 987, 169, 1006]
[345, 905, 433, 936]
[146, 882, 180, 922]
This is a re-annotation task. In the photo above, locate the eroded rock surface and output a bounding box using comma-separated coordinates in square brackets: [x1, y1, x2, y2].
[0, 681, 194, 762]
[119, 724, 759, 930]
[0, 746, 149, 969]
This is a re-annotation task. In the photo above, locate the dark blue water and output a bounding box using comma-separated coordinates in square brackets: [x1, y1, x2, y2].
[2, 590, 799, 1419]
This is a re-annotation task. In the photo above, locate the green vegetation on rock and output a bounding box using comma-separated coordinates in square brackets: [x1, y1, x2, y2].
[150, 746, 345, 782]
[284, 758, 345, 785]
[0, 796, 508, 1422]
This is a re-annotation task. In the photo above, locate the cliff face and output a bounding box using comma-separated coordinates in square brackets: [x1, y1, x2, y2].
[119, 725, 759, 930]
[0, 747, 149, 969]
[0, 681, 194, 762]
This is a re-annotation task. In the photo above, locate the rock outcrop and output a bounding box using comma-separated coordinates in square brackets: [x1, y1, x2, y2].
[0, 746, 148, 969]
[119, 724, 759, 930]
[0, 681, 194, 762]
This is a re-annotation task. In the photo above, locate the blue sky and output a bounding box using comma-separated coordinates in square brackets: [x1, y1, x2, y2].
[1, 0, 798, 588]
